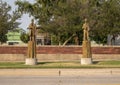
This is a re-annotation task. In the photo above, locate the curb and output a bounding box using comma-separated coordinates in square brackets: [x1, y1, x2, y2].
[0, 69, 120, 76]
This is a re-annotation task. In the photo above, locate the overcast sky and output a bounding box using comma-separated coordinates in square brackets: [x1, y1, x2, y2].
[3, 0, 35, 31]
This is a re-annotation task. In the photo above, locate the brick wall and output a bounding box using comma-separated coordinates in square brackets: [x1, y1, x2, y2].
[0, 46, 120, 62]
[0, 46, 26, 54]
[0, 46, 120, 54]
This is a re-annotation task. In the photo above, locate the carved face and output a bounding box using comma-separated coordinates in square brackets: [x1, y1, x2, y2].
[85, 18, 87, 22]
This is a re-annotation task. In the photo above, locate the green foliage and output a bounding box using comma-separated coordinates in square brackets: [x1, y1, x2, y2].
[0, 0, 21, 43]
[15, 0, 83, 45]
[51, 35, 59, 45]
[15, 0, 120, 45]
[88, 0, 120, 45]
[0, 33, 7, 44]
[20, 32, 29, 43]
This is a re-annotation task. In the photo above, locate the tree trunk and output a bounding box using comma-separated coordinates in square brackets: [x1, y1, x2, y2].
[59, 41, 62, 46]
[62, 34, 76, 46]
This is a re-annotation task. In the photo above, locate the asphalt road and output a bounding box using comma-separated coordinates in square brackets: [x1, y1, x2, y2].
[0, 69, 120, 85]
[0, 75, 120, 85]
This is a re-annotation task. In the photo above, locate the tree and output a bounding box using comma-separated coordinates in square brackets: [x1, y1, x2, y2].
[16, 0, 120, 45]
[88, 0, 120, 45]
[102, 0, 120, 45]
[15, 0, 83, 45]
[20, 32, 29, 43]
[0, 0, 21, 44]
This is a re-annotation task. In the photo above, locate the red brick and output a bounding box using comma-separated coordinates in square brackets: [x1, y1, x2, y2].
[0, 46, 120, 54]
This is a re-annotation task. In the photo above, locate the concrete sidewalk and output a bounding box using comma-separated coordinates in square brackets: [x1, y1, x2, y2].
[0, 69, 120, 76]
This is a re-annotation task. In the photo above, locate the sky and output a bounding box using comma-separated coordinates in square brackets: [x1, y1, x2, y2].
[3, 0, 35, 31]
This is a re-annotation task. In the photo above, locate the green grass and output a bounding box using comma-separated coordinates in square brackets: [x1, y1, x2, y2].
[0, 61, 120, 69]
[97, 61, 120, 65]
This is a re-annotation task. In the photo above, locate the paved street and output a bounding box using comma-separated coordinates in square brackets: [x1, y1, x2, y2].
[0, 75, 120, 85]
[0, 69, 120, 85]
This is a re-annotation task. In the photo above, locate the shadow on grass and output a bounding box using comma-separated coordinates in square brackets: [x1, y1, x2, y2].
[93, 61, 99, 64]
[0, 61, 120, 69]
[37, 62, 54, 65]
[37, 61, 100, 65]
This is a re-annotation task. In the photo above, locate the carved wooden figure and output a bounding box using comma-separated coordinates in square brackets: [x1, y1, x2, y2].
[27, 19, 36, 58]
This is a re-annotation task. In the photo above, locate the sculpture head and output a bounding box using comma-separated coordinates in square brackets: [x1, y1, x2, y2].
[84, 18, 87, 23]
[28, 19, 34, 29]
[31, 19, 34, 24]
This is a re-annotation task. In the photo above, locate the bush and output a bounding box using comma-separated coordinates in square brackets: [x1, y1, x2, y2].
[20, 32, 29, 43]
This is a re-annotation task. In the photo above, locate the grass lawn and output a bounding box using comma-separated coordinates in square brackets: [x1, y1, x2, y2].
[0, 61, 120, 69]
